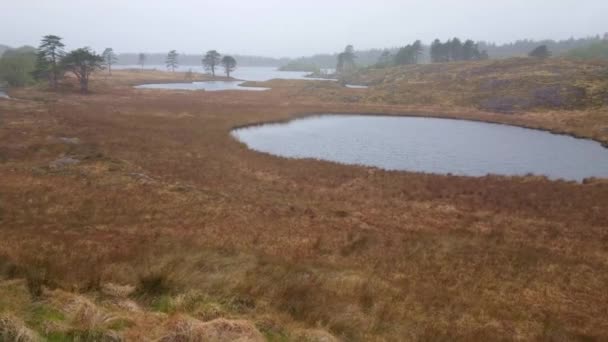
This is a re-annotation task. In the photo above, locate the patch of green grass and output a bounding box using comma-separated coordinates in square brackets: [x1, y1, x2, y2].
[263, 330, 291, 342]
[26, 304, 65, 330]
[151, 294, 172, 313]
[107, 317, 134, 331]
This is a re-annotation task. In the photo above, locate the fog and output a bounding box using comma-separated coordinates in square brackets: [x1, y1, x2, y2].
[1, 0, 606, 57]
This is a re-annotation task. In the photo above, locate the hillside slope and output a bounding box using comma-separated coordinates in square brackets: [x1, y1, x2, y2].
[344, 58, 608, 113]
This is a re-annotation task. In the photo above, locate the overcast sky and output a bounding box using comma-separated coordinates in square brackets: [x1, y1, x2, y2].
[1, 0, 607, 57]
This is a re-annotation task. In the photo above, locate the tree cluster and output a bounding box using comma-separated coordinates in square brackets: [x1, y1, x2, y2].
[394, 40, 423, 65]
[430, 38, 488, 63]
[32, 35, 104, 93]
[202, 50, 237, 78]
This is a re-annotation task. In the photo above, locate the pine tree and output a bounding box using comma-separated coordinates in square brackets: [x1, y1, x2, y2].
[138, 53, 146, 71]
[166, 50, 179, 72]
[336, 45, 356, 73]
[221, 56, 237, 78]
[430, 39, 442, 63]
[450, 38, 463, 61]
[102, 48, 118, 75]
[34, 35, 65, 88]
[202, 50, 221, 77]
[61, 48, 104, 93]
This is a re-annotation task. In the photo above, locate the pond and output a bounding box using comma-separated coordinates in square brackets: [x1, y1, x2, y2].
[231, 115, 608, 181]
[345, 84, 369, 89]
[119, 65, 332, 81]
[135, 81, 269, 92]
[131, 66, 335, 91]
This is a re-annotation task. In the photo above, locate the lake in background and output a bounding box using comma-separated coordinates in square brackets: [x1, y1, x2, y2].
[135, 81, 269, 92]
[126, 65, 337, 91]
[232, 115, 608, 181]
[116, 65, 334, 81]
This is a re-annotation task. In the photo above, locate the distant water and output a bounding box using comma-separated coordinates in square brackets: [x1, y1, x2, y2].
[0, 90, 9, 99]
[129, 65, 336, 91]
[345, 84, 369, 89]
[232, 115, 608, 181]
[135, 81, 269, 92]
[117, 65, 332, 82]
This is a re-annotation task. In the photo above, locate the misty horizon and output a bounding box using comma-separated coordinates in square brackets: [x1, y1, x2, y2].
[2, 0, 607, 58]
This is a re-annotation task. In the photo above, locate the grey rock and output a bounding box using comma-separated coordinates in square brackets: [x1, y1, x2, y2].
[59, 137, 81, 145]
[50, 156, 80, 169]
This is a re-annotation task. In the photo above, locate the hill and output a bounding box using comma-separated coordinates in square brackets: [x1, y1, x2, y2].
[340, 57, 608, 113]
[285, 36, 607, 69]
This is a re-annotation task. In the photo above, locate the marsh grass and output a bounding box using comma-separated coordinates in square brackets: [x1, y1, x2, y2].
[0, 65, 607, 340]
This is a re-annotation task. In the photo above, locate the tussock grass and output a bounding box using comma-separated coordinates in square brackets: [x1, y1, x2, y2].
[0, 314, 41, 342]
[159, 316, 265, 342]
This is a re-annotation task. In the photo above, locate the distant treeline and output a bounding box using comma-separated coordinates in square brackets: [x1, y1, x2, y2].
[115, 53, 290, 67]
[566, 41, 608, 60]
[478, 35, 607, 58]
[2, 33, 607, 78]
[289, 35, 608, 68]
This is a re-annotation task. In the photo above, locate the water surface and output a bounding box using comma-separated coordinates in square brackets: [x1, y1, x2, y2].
[232, 115, 608, 181]
[135, 81, 268, 91]
[119, 65, 329, 81]
[131, 66, 335, 91]
[0, 90, 9, 99]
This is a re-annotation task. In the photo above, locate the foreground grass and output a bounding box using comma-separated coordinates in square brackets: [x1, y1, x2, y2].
[0, 65, 607, 340]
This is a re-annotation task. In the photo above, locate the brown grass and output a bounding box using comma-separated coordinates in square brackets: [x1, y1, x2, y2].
[0, 64, 607, 341]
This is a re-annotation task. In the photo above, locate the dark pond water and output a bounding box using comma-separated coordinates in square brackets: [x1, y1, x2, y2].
[135, 81, 269, 92]
[232, 115, 608, 181]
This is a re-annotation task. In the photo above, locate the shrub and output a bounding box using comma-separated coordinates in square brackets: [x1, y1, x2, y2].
[0, 49, 36, 87]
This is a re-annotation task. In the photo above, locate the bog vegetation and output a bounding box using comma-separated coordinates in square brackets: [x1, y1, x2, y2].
[1, 32, 608, 341]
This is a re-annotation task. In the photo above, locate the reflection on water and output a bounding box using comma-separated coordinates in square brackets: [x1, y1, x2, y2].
[232, 115, 608, 181]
